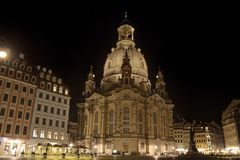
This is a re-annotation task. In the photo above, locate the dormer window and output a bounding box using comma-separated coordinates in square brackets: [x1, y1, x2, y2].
[53, 85, 57, 92]
[40, 82, 45, 89]
[65, 89, 68, 95]
[24, 74, 29, 81]
[27, 66, 32, 72]
[8, 69, 14, 77]
[59, 86, 63, 94]
[0, 66, 6, 74]
[16, 71, 22, 79]
[47, 83, 51, 90]
[31, 76, 36, 83]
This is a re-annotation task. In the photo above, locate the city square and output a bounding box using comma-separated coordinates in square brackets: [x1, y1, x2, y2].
[0, 2, 239, 160]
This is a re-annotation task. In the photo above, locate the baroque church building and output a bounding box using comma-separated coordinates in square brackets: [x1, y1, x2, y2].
[78, 18, 174, 155]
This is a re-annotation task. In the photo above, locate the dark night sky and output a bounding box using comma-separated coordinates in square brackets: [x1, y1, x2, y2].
[0, 3, 238, 124]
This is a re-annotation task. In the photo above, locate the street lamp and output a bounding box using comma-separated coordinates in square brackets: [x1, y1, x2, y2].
[0, 50, 7, 58]
[0, 37, 9, 59]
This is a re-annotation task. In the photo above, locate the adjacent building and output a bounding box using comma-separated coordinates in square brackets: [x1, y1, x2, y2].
[0, 46, 71, 155]
[173, 120, 224, 154]
[222, 99, 240, 152]
[77, 18, 174, 155]
[0, 53, 37, 155]
[28, 66, 70, 154]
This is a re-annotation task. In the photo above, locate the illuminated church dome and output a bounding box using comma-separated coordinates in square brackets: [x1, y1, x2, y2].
[102, 16, 149, 89]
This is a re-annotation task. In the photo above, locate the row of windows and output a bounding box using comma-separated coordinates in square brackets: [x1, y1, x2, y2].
[35, 117, 66, 128]
[175, 140, 183, 143]
[0, 66, 36, 84]
[32, 129, 64, 140]
[38, 92, 68, 104]
[1, 93, 33, 106]
[0, 108, 30, 119]
[39, 81, 68, 96]
[36, 104, 67, 116]
[0, 80, 35, 95]
[0, 123, 28, 135]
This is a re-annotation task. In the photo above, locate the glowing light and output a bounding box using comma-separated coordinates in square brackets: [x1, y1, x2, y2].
[93, 74, 95, 78]
[156, 75, 159, 78]
[94, 145, 97, 149]
[69, 143, 74, 147]
[154, 145, 158, 149]
[113, 149, 117, 153]
[0, 51, 7, 58]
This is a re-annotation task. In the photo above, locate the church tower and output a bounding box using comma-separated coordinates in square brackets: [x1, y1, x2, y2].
[120, 50, 134, 87]
[155, 67, 166, 98]
[84, 65, 96, 97]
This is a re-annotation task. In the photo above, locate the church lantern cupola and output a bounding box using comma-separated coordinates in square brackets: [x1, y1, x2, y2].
[117, 12, 135, 49]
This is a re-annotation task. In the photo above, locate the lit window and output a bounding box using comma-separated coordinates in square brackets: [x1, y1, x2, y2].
[47, 131, 52, 139]
[65, 89, 68, 95]
[33, 129, 38, 138]
[60, 133, 64, 140]
[40, 130, 45, 138]
[53, 85, 57, 92]
[54, 132, 58, 139]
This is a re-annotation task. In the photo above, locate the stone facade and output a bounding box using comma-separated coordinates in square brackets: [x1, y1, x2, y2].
[0, 53, 37, 156]
[173, 120, 224, 154]
[222, 99, 240, 151]
[28, 66, 70, 154]
[78, 18, 174, 155]
[0, 47, 71, 155]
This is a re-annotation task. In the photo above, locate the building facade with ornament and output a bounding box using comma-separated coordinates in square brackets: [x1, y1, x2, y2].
[77, 18, 174, 155]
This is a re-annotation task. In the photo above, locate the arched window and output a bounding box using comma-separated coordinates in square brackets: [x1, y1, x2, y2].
[153, 112, 157, 137]
[138, 110, 143, 135]
[123, 107, 129, 120]
[94, 111, 98, 137]
[138, 110, 142, 122]
[109, 110, 114, 135]
[124, 78, 129, 84]
[109, 110, 114, 122]
[153, 112, 157, 124]
[95, 111, 98, 123]
[123, 107, 129, 134]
